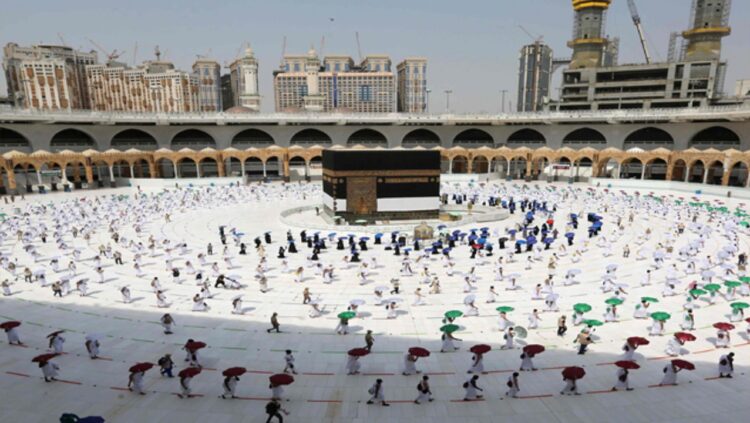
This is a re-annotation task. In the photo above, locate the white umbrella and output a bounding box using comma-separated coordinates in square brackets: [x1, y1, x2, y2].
[309, 299, 321, 305]
[653, 251, 666, 259]
[85, 333, 101, 342]
[606, 264, 618, 271]
[385, 297, 403, 303]
[463, 294, 476, 304]
[616, 283, 629, 289]
[374, 285, 389, 292]
[567, 269, 582, 275]
[506, 273, 521, 279]
[350, 299, 366, 306]
[545, 293, 560, 302]
[232, 294, 243, 301]
[701, 270, 715, 278]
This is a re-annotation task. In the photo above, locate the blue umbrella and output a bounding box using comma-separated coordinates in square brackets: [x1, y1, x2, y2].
[437, 225, 447, 229]
[516, 239, 527, 245]
[442, 248, 451, 254]
[404, 248, 413, 252]
[432, 242, 442, 246]
[453, 230, 461, 235]
[565, 232, 575, 238]
[391, 231, 400, 235]
[477, 238, 487, 245]
[325, 232, 333, 236]
[360, 237, 370, 241]
[570, 214, 578, 219]
[338, 236, 348, 240]
[508, 229, 517, 235]
[544, 237, 554, 244]
[480, 227, 489, 231]
[375, 233, 383, 237]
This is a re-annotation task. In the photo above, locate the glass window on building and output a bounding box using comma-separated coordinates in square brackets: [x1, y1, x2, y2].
[359, 85, 372, 102]
[294, 63, 300, 72]
[335, 63, 340, 72]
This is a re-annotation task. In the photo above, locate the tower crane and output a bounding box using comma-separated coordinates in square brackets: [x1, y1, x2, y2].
[518, 25, 544, 44]
[86, 38, 125, 64]
[627, 0, 652, 64]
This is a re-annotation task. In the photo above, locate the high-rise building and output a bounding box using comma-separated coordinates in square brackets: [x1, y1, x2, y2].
[396, 57, 427, 113]
[3, 43, 98, 110]
[682, 0, 731, 62]
[517, 43, 553, 112]
[274, 49, 395, 113]
[228, 47, 260, 111]
[568, 0, 611, 69]
[86, 60, 199, 113]
[192, 58, 221, 112]
[220, 74, 233, 111]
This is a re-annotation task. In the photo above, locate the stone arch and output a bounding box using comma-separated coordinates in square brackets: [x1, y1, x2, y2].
[347, 129, 388, 146]
[728, 161, 749, 187]
[232, 129, 275, 148]
[453, 129, 493, 147]
[50, 128, 97, 152]
[644, 158, 668, 180]
[507, 129, 545, 146]
[402, 129, 441, 147]
[670, 159, 687, 181]
[619, 158, 643, 179]
[451, 155, 469, 173]
[176, 157, 198, 178]
[199, 157, 220, 177]
[171, 129, 216, 150]
[491, 156, 509, 176]
[471, 156, 489, 174]
[111, 129, 158, 150]
[156, 158, 175, 178]
[291, 129, 333, 146]
[624, 127, 674, 149]
[563, 128, 606, 146]
[132, 159, 151, 178]
[244, 157, 264, 178]
[690, 126, 740, 148]
[687, 160, 705, 183]
[265, 156, 282, 177]
[289, 156, 307, 180]
[705, 160, 724, 185]
[508, 156, 528, 179]
[0, 127, 31, 151]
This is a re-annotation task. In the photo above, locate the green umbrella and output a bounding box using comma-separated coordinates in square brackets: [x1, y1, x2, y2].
[496, 306, 514, 313]
[689, 288, 707, 297]
[640, 296, 659, 303]
[605, 298, 624, 306]
[573, 303, 592, 313]
[703, 284, 722, 292]
[741, 221, 750, 228]
[337, 312, 356, 320]
[725, 281, 742, 288]
[444, 310, 463, 319]
[650, 312, 671, 321]
[440, 324, 460, 333]
[740, 276, 750, 283]
[583, 319, 604, 327]
[731, 302, 749, 310]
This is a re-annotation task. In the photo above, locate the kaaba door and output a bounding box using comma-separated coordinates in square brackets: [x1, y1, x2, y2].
[346, 177, 377, 215]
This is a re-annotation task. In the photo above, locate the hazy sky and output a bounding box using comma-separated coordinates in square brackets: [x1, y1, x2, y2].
[2, 0, 749, 113]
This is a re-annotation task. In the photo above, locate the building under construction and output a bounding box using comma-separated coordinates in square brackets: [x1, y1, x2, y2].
[549, 0, 735, 111]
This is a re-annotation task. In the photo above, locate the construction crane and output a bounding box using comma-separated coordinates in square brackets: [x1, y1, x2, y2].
[57, 33, 68, 47]
[627, 0, 652, 64]
[132, 42, 138, 66]
[518, 25, 543, 44]
[355, 32, 363, 62]
[280, 36, 287, 68]
[87, 38, 125, 63]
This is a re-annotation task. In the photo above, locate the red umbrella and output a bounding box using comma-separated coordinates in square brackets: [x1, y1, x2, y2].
[0, 321, 21, 330]
[129, 362, 154, 373]
[671, 359, 695, 370]
[469, 344, 492, 354]
[408, 347, 430, 357]
[46, 330, 65, 338]
[562, 366, 585, 380]
[674, 332, 696, 342]
[627, 336, 650, 346]
[32, 353, 58, 363]
[222, 367, 247, 377]
[269, 373, 294, 386]
[348, 348, 369, 357]
[185, 341, 207, 351]
[615, 360, 640, 370]
[523, 344, 545, 355]
[178, 367, 202, 378]
[713, 322, 735, 331]
[746, 317, 750, 324]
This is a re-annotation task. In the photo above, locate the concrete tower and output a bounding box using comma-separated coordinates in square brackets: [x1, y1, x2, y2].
[228, 46, 261, 111]
[303, 47, 325, 112]
[682, 0, 731, 62]
[567, 0, 611, 69]
[517, 42, 553, 112]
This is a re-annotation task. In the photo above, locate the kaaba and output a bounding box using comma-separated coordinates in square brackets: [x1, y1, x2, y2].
[322, 149, 441, 222]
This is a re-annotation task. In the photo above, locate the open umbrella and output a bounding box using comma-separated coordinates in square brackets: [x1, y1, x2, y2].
[0, 321, 21, 330]
[469, 344, 492, 354]
[514, 326, 528, 339]
[567, 269, 582, 275]
[703, 284, 722, 292]
[32, 353, 57, 363]
[523, 344, 545, 355]
[337, 312, 356, 320]
[605, 298, 624, 306]
[408, 347, 430, 357]
[385, 297, 404, 304]
[269, 373, 295, 386]
[573, 303, 592, 313]
[739, 276, 750, 283]
[129, 362, 154, 373]
[46, 330, 65, 338]
[374, 285, 389, 292]
[440, 324, 460, 333]
[675, 332, 696, 342]
[463, 294, 476, 304]
[650, 312, 671, 321]
[731, 302, 750, 310]
[222, 367, 247, 377]
[444, 310, 463, 319]
[689, 288, 707, 297]
[349, 299, 366, 306]
[584, 319, 604, 327]
[185, 341, 207, 351]
[713, 322, 735, 331]
[627, 336, 650, 346]
[671, 359, 695, 370]
[725, 281, 742, 288]
[640, 297, 659, 303]
[178, 367, 202, 378]
[496, 306, 514, 313]
[348, 348, 369, 357]
[615, 360, 640, 370]
[562, 366, 585, 380]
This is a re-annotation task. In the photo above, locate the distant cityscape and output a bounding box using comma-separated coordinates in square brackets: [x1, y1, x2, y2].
[1, 0, 749, 115]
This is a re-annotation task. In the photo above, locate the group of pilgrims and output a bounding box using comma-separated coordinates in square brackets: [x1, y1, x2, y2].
[1, 180, 749, 411]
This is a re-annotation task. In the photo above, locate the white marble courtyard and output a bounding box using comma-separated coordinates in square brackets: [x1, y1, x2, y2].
[2, 180, 750, 423]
